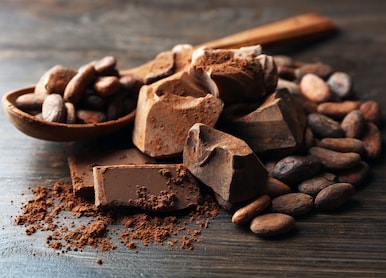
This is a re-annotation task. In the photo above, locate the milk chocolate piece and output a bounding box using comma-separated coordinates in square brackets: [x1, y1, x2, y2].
[223, 89, 306, 157]
[93, 164, 201, 212]
[132, 71, 223, 158]
[183, 123, 268, 208]
[68, 148, 156, 198]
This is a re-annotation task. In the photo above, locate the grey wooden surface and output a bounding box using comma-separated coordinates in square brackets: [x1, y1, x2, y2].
[1, 1, 386, 277]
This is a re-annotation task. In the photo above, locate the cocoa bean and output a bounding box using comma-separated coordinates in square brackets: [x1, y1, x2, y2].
[307, 113, 344, 138]
[341, 110, 365, 138]
[41, 94, 66, 123]
[298, 172, 337, 197]
[271, 193, 313, 216]
[299, 73, 331, 103]
[317, 100, 360, 119]
[260, 177, 292, 198]
[314, 182, 355, 211]
[295, 62, 333, 80]
[318, 138, 364, 155]
[94, 76, 120, 97]
[232, 195, 271, 225]
[44, 65, 77, 95]
[15, 93, 46, 111]
[250, 213, 295, 237]
[309, 146, 361, 170]
[327, 72, 353, 99]
[359, 100, 382, 125]
[337, 161, 369, 188]
[361, 122, 382, 160]
[63, 64, 96, 104]
[77, 109, 107, 124]
[94, 56, 117, 75]
[270, 155, 321, 185]
[64, 102, 76, 124]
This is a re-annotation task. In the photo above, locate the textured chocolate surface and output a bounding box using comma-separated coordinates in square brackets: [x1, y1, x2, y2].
[93, 164, 202, 212]
[68, 148, 156, 198]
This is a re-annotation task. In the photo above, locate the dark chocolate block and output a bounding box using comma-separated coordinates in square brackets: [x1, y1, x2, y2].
[68, 148, 156, 198]
[93, 164, 202, 212]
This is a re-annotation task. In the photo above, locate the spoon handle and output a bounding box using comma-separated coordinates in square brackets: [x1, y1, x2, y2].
[120, 13, 335, 76]
[196, 13, 336, 50]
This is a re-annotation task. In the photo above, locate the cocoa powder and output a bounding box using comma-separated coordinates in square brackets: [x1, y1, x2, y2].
[15, 181, 218, 252]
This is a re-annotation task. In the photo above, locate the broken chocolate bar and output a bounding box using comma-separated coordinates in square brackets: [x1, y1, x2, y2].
[93, 164, 202, 212]
[183, 123, 268, 209]
[132, 71, 223, 158]
[68, 148, 156, 198]
[222, 88, 306, 157]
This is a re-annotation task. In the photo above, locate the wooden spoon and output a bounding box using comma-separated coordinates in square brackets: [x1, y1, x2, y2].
[2, 13, 335, 141]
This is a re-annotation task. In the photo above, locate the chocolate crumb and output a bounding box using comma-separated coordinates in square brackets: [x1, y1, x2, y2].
[96, 258, 103, 265]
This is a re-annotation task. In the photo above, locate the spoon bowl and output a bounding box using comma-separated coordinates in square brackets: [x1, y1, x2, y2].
[2, 86, 136, 141]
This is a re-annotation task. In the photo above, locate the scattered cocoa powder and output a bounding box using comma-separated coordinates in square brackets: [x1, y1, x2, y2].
[14, 181, 218, 253]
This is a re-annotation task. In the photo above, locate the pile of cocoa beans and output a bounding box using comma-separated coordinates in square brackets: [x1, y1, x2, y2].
[232, 56, 382, 237]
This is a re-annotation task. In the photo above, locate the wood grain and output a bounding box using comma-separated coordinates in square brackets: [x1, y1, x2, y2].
[1, 0, 386, 277]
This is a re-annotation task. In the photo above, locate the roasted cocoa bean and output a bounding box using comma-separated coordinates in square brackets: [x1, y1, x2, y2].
[295, 62, 333, 80]
[250, 213, 295, 237]
[317, 100, 360, 119]
[361, 122, 382, 160]
[359, 100, 382, 125]
[260, 177, 292, 198]
[341, 110, 365, 138]
[76, 109, 107, 124]
[327, 72, 353, 99]
[44, 65, 77, 95]
[307, 113, 344, 138]
[94, 76, 120, 97]
[63, 64, 96, 104]
[298, 172, 337, 197]
[318, 138, 364, 155]
[299, 73, 331, 103]
[276, 78, 300, 94]
[94, 56, 117, 75]
[232, 195, 271, 225]
[337, 161, 369, 188]
[271, 193, 313, 216]
[42, 94, 66, 123]
[314, 182, 355, 211]
[64, 102, 76, 124]
[309, 146, 361, 170]
[15, 93, 46, 111]
[270, 155, 321, 186]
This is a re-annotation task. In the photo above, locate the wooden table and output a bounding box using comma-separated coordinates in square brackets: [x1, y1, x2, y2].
[1, 1, 385, 277]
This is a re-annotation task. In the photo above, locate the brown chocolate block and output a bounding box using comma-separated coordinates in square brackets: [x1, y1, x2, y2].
[93, 164, 202, 212]
[183, 123, 268, 209]
[68, 148, 156, 198]
[223, 88, 306, 157]
[132, 71, 223, 158]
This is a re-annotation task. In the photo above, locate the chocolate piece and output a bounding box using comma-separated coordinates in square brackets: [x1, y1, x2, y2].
[68, 148, 156, 198]
[93, 164, 201, 212]
[222, 89, 306, 157]
[183, 123, 268, 208]
[132, 71, 223, 158]
[190, 45, 277, 104]
[144, 50, 175, 84]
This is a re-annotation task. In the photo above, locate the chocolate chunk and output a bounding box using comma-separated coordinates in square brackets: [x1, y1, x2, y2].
[223, 89, 306, 157]
[144, 50, 175, 84]
[68, 148, 156, 198]
[132, 71, 223, 158]
[190, 45, 276, 104]
[183, 123, 268, 209]
[93, 164, 202, 212]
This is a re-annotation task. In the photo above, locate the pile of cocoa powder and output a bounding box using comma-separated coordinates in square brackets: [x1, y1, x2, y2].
[15, 181, 218, 252]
